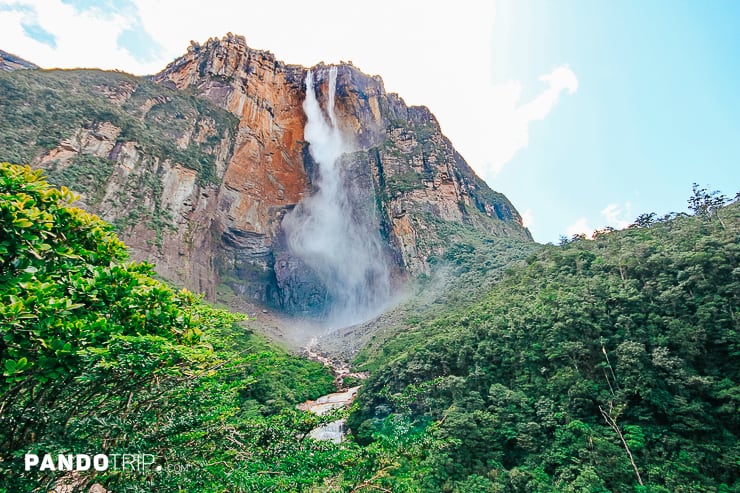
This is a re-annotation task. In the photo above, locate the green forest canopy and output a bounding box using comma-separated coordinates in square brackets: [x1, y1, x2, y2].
[1, 162, 738, 492]
[351, 188, 739, 492]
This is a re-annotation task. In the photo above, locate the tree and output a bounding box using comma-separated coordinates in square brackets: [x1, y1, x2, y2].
[630, 212, 656, 228]
[688, 183, 727, 225]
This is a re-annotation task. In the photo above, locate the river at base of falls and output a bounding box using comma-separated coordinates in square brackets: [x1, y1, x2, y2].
[298, 336, 365, 443]
[298, 386, 360, 443]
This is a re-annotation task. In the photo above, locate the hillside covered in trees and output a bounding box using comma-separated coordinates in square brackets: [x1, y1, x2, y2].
[1, 162, 738, 492]
[350, 189, 740, 492]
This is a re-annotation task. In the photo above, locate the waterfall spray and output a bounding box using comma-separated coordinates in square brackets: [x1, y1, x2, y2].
[281, 67, 390, 325]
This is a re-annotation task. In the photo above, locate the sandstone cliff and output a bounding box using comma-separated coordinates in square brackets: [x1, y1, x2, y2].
[0, 34, 531, 318]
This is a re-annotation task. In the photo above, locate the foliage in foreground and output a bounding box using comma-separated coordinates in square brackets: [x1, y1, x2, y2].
[3, 162, 738, 492]
[0, 163, 416, 492]
[351, 195, 740, 492]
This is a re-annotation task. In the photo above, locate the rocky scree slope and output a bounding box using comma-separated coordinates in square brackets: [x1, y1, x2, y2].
[0, 33, 531, 318]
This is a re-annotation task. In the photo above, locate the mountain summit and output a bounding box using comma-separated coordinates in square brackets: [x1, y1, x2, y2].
[0, 33, 530, 320]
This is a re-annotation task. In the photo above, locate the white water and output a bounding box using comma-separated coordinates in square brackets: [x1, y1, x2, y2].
[298, 386, 359, 443]
[309, 419, 346, 443]
[281, 67, 390, 325]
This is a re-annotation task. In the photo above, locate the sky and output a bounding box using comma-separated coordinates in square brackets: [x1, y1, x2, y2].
[1, 0, 738, 242]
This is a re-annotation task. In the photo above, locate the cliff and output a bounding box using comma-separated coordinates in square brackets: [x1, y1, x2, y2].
[0, 34, 531, 318]
[0, 49, 38, 71]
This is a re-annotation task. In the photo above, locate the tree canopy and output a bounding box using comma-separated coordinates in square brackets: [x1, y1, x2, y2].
[351, 196, 740, 492]
[2, 162, 738, 492]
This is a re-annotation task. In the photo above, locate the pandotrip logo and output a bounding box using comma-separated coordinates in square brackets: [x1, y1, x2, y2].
[25, 453, 160, 472]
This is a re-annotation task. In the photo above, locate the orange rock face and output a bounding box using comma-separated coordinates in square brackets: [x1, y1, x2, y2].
[29, 33, 531, 311]
[155, 34, 309, 235]
[149, 34, 529, 312]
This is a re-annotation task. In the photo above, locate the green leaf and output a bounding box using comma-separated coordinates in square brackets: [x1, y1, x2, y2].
[13, 218, 33, 228]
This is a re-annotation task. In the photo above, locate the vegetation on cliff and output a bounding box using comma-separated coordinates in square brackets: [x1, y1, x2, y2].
[0, 69, 237, 186]
[0, 56, 531, 319]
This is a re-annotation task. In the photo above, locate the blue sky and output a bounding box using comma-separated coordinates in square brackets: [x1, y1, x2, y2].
[0, 0, 160, 60]
[0, 0, 738, 242]
[490, 0, 740, 241]
[0, 3, 55, 47]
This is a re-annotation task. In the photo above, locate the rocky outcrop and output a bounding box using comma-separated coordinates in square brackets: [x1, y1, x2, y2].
[153, 34, 531, 313]
[8, 70, 240, 300]
[152, 34, 312, 306]
[0, 49, 38, 71]
[2, 34, 531, 317]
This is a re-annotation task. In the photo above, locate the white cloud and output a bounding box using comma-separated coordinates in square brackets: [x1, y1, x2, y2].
[565, 217, 594, 238]
[521, 209, 535, 228]
[0, 1, 575, 182]
[563, 202, 631, 240]
[520, 67, 579, 121]
[600, 202, 632, 229]
[0, 0, 162, 72]
[477, 65, 578, 177]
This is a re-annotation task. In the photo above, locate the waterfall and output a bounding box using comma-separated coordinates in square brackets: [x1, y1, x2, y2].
[309, 419, 346, 443]
[281, 66, 390, 325]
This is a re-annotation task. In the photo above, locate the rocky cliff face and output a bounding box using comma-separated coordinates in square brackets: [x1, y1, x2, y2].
[0, 49, 38, 71]
[0, 34, 531, 318]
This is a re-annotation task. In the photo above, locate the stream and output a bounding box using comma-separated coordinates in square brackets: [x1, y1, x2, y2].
[298, 337, 367, 443]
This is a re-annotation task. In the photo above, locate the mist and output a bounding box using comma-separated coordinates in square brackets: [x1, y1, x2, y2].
[281, 66, 391, 326]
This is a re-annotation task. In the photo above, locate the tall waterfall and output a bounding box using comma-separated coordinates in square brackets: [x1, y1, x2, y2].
[281, 66, 390, 325]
